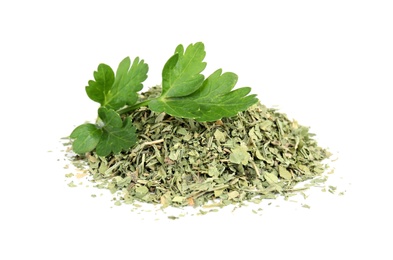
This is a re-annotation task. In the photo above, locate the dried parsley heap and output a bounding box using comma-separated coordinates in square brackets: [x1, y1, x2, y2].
[69, 42, 331, 209]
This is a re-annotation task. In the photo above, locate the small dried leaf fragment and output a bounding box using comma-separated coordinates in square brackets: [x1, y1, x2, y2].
[278, 165, 292, 180]
[229, 144, 251, 165]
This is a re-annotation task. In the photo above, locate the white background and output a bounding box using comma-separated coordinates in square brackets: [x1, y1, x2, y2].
[1, 0, 392, 259]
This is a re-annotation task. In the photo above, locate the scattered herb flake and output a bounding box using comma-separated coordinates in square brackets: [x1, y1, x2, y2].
[65, 173, 74, 178]
[67, 181, 77, 188]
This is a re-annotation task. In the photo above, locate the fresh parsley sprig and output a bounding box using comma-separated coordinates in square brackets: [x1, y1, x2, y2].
[70, 42, 258, 156]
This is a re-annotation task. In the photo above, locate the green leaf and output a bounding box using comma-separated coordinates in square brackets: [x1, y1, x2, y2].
[71, 42, 260, 157]
[85, 57, 148, 110]
[85, 64, 115, 105]
[70, 108, 137, 156]
[149, 42, 258, 122]
[162, 42, 206, 97]
[70, 123, 102, 154]
[95, 107, 137, 156]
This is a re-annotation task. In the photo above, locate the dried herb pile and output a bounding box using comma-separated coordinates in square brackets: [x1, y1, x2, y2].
[74, 86, 331, 208]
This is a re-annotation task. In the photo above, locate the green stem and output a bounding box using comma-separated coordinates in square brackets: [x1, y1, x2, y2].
[96, 117, 104, 128]
[117, 100, 151, 115]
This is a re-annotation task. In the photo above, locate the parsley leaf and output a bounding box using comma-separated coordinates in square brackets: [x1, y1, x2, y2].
[70, 107, 136, 156]
[95, 107, 136, 156]
[70, 123, 102, 154]
[161, 42, 206, 97]
[148, 42, 258, 121]
[86, 57, 148, 110]
[70, 42, 260, 156]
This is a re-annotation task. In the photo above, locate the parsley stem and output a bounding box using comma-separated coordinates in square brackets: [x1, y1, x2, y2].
[117, 100, 151, 115]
